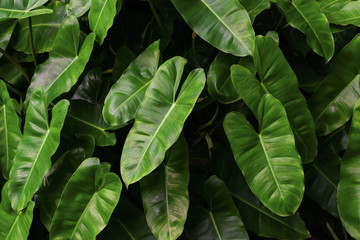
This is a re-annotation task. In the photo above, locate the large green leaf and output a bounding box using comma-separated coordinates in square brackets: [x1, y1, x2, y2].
[338, 99, 360, 239]
[170, 0, 255, 56]
[0, 0, 52, 20]
[275, 0, 334, 62]
[207, 52, 240, 104]
[72, 68, 103, 104]
[49, 158, 122, 240]
[0, 19, 16, 58]
[68, 100, 116, 146]
[11, 1, 67, 54]
[0, 183, 34, 239]
[322, 1, 360, 27]
[103, 40, 160, 128]
[66, 0, 91, 18]
[140, 135, 190, 240]
[120, 57, 205, 187]
[238, 0, 271, 22]
[88, 0, 119, 44]
[185, 175, 248, 240]
[224, 94, 304, 216]
[231, 36, 317, 163]
[308, 34, 360, 136]
[99, 196, 156, 240]
[318, 0, 350, 16]
[8, 87, 69, 211]
[26, 15, 95, 106]
[0, 80, 22, 179]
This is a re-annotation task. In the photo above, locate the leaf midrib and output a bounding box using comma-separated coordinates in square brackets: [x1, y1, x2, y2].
[208, 211, 222, 240]
[92, 0, 108, 32]
[3, 104, 9, 174]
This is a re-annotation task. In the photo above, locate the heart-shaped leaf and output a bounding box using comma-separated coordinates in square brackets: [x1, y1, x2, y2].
[170, 0, 255, 56]
[224, 94, 304, 216]
[8, 86, 69, 211]
[120, 56, 205, 187]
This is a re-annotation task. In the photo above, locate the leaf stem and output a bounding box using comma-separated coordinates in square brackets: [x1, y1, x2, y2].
[0, 47, 31, 84]
[148, 0, 174, 45]
[326, 222, 340, 240]
[28, 17, 38, 67]
[2, 79, 25, 99]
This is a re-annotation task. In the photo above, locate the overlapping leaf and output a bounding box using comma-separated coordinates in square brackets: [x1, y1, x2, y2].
[103, 40, 160, 128]
[26, 15, 95, 106]
[231, 36, 317, 163]
[238, 0, 271, 22]
[49, 158, 122, 240]
[66, 0, 91, 18]
[0, 0, 53, 20]
[170, 0, 255, 56]
[0, 19, 16, 58]
[308, 34, 360, 136]
[0, 80, 22, 179]
[120, 57, 205, 187]
[140, 135, 190, 240]
[224, 94, 304, 216]
[320, 0, 360, 27]
[8, 87, 69, 211]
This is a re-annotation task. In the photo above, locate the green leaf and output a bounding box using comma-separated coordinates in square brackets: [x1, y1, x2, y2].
[88, 0, 118, 44]
[11, 1, 67, 54]
[238, 0, 271, 22]
[111, 45, 136, 81]
[224, 94, 304, 216]
[338, 99, 360, 239]
[318, 0, 350, 16]
[185, 175, 248, 240]
[26, 15, 96, 106]
[0, 80, 22, 179]
[103, 40, 160, 128]
[0, 0, 53, 20]
[326, 1, 360, 27]
[0, 19, 16, 58]
[140, 135, 190, 240]
[99, 196, 156, 240]
[68, 100, 116, 146]
[120, 57, 205, 187]
[72, 68, 103, 104]
[8, 87, 69, 211]
[170, 0, 255, 56]
[66, 0, 91, 18]
[207, 52, 240, 104]
[308, 34, 360, 136]
[275, 0, 334, 62]
[49, 158, 122, 240]
[231, 36, 317, 163]
[0, 183, 35, 239]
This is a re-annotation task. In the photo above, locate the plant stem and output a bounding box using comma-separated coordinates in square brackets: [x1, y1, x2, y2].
[148, 0, 167, 37]
[2, 80, 25, 98]
[326, 222, 340, 240]
[0, 47, 31, 84]
[275, 14, 285, 32]
[28, 17, 38, 67]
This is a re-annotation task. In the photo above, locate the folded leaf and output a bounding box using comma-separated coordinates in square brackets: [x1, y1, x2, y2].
[26, 15, 95, 106]
[231, 36, 317, 163]
[338, 99, 360, 239]
[120, 57, 205, 187]
[308, 34, 360, 136]
[275, 0, 334, 62]
[0, 0, 52, 20]
[0, 80, 22, 179]
[89, 0, 118, 44]
[0, 183, 34, 239]
[140, 135, 190, 240]
[103, 40, 160, 128]
[49, 158, 122, 240]
[224, 94, 304, 216]
[8, 87, 69, 211]
[170, 0, 255, 56]
[185, 175, 248, 240]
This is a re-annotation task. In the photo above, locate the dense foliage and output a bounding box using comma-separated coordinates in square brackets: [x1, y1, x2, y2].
[0, 0, 360, 239]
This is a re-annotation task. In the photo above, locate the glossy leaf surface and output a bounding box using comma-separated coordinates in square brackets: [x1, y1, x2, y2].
[66, 0, 91, 17]
[0, 183, 34, 240]
[186, 175, 248, 240]
[326, 1, 360, 27]
[0, 80, 22, 179]
[0, 0, 52, 20]
[308, 34, 360, 136]
[170, 0, 255, 56]
[275, 0, 334, 61]
[120, 57, 205, 187]
[50, 158, 122, 240]
[88, 0, 119, 44]
[231, 36, 317, 163]
[103, 40, 160, 128]
[27, 15, 95, 106]
[338, 99, 360, 239]
[224, 94, 304, 216]
[140, 135, 190, 240]
[238, 0, 270, 22]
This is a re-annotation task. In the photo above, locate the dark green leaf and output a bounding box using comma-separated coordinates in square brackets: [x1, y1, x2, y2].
[0, 19, 16, 58]
[238, 0, 271, 22]
[72, 68, 103, 103]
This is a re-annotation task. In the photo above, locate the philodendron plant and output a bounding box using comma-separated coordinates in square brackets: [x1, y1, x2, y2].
[1, 0, 360, 239]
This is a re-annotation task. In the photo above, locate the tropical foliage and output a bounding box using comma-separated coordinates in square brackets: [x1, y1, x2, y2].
[0, 0, 359, 239]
